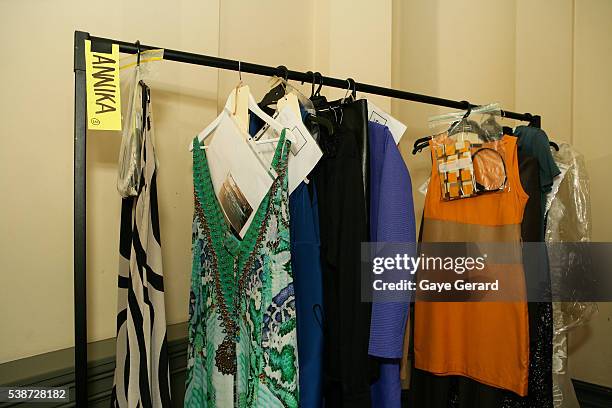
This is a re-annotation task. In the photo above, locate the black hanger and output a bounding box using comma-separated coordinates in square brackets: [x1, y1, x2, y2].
[549, 141, 559, 151]
[412, 136, 432, 154]
[462, 101, 472, 116]
[310, 72, 328, 109]
[522, 113, 559, 151]
[448, 101, 472, 135]
[304, 72, 337, 134]
[135, 40, 141, 66]
[309, 74, 335, 134]
[291, 71, 333, 136]
[526, 113, 542, 129]
[259, 84, 285, 110]
[413, 101, 478, 154]
[313, 72, 323, 97]
[259, 65, 290, 109]
[277, 65, 289, 82]
[301, 71, 315, 97]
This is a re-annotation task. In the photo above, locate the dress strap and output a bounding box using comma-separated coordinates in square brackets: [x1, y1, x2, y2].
[271, 129, 290, 172]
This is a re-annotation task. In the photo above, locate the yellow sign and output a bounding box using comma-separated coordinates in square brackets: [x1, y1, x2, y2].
[85, 40, 121, 130]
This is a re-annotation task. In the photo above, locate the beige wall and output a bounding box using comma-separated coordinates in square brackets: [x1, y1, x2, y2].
[217, 1, 315, 111]
[1, 0, 610, 388]
[313, 0, 393, 109]
[515, 0, 574, 144]
[0, 0, 222, 363]
[567, 0, 612, 388]
[216, 0, 392, 111]
[392, 0, 612, 388]
[392, 0, 518, 217]
[0, 0, 392, 364]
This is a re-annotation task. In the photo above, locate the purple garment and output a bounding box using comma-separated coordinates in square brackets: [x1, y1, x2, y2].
[367, 122, 416, 408]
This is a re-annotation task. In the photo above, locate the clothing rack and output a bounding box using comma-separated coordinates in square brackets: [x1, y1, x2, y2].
[72, 30, 541, 405]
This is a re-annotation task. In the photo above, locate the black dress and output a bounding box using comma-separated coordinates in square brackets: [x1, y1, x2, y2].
[500, 152, 554, 408]
[312, 97, 377, 407]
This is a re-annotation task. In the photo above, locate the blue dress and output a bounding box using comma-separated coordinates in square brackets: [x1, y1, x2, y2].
[367, 122, 416, 408]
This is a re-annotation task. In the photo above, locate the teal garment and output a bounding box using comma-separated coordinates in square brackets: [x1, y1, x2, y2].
[515, 126, 561, 195]
[515, 125, 561, 237]
[185, 131, 299, 408]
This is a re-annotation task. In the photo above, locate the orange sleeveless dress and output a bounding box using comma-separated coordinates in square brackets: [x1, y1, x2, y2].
[413, 135, 530, 396]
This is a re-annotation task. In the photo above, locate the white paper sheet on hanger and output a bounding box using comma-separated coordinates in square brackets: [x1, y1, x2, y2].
[277, 93, 301, 117]
[253, 105, 323, 194]
[363, 98, 407, 144]
[206, 109, 275, 238]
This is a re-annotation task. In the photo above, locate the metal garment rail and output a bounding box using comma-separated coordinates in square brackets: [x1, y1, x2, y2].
[72, 30, 541, 405]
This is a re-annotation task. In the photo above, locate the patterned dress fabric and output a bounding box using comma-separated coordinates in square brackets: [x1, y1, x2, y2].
[185, 131, 299, 407]
[112, 82, 172, 408]
[250, 110, 324, 408]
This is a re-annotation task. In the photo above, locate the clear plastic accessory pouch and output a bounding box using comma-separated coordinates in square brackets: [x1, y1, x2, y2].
[428, 104, 509, 201]
[117, 49, 164, 197]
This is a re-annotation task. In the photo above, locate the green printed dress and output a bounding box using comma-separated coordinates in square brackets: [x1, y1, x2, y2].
[185, 131, 299, 408]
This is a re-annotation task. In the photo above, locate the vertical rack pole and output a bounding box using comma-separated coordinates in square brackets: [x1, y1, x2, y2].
[73, 30, 89, 406]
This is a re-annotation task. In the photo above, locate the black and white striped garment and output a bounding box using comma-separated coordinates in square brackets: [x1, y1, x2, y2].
[111, 82, 171, 408]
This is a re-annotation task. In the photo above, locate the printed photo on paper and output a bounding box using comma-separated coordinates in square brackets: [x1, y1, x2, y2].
[219, 172, 253, 234]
